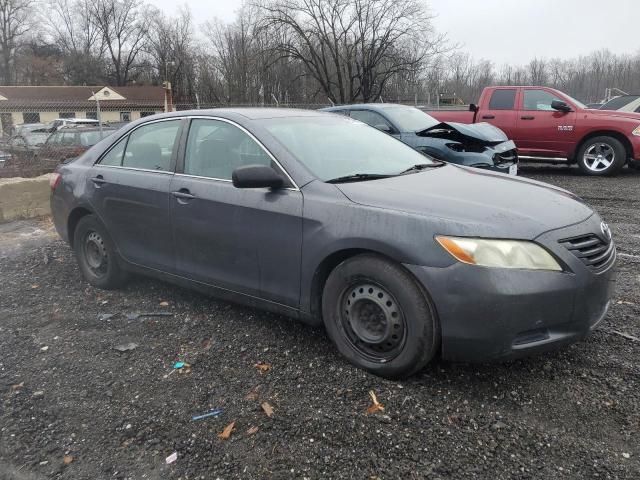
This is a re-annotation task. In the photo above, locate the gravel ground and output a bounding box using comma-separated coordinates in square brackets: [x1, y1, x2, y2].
[0, 164, 639, 479]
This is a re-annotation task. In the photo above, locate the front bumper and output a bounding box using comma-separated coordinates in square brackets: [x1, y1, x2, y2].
[405, 216, 616, 362]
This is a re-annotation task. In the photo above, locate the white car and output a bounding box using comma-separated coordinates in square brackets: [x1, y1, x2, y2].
[50, 118, 100, 131]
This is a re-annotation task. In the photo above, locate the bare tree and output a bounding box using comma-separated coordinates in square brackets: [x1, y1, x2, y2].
[256, 0, 446, 103]
[48, 0, 106, 84]
[146, 6, 196, 102]
[90, 0, 148, 85]
[0, 0, 34, 84]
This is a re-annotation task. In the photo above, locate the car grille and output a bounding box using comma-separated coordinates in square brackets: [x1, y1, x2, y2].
[560, 234, 615, 271]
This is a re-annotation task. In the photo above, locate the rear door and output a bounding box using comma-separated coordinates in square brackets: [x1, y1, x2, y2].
[479, 88, 519, 138]
[514, 88, 577, 157]
[170, 118, 303, 307]
[87, 118, 183, 272]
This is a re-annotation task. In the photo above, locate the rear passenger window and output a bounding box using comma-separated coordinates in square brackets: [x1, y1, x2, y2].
[99, 137, 127, 166]
[488, 89, 516, 110]
[122, 120, 181, 171]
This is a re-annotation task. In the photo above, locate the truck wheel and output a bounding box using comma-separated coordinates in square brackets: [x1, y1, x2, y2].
[577, 136, 626, 176]
[73, 215, 128, 289]
[322, 254, 439, 379]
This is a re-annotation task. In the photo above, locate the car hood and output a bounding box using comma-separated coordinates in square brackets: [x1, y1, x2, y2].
[416, 121, 508, 144]
[583, 109, 640, 122]
[334, 165, 594, 239]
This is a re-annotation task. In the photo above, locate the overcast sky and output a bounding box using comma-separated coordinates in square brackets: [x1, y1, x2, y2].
[148, 0, 639, 65]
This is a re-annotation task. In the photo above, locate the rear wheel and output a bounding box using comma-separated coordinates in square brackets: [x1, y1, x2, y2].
[576, 136, 626, 176]
[73, 215, 128, 289]
[322, 254, 439, 379]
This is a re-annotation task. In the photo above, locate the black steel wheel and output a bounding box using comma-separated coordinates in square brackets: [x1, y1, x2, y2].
[322, 254, 439, 379]
[73, 214, 128, 289]
[340, 282, 406, 362]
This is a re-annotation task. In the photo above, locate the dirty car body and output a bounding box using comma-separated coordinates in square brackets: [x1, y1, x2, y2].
[50, 109, 615, 378]
[322, 104, 519, 175]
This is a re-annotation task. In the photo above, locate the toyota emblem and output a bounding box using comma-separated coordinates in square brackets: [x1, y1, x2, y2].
[600, 222, 612, 241]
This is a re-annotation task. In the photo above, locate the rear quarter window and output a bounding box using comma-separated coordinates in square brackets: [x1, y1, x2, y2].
[488, 89, 516, 110]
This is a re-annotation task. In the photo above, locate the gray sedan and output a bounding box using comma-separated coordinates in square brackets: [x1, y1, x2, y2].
[50, 109, 616, 378]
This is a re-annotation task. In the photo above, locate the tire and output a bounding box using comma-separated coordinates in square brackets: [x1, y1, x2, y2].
[576, 136, 626, 176]
[73, 214, 128, 289]
[321, 254, 439, 379]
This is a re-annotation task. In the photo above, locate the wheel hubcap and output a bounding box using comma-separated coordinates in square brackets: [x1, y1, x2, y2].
[583, 143, 615, 172]
[84, 231, 108, 276]
[340, 283, 406, 362]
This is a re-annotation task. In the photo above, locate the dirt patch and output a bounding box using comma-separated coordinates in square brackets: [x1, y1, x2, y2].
[0, 165, 638, 479]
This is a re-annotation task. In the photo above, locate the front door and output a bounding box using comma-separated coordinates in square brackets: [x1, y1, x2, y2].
[170, 118, 303, 307]
[88, 118, 183, 272]
[514, 88, 577, 157]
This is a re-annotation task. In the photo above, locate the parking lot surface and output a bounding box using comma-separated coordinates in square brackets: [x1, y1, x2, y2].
[1, 165, 639, 479]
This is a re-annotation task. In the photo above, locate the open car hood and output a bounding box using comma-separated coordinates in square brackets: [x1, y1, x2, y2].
[416, 121, 508, 145]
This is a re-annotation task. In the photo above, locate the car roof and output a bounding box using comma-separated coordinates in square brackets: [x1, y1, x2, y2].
[323, 103, 412, 112]
[172, 108, 330, 120]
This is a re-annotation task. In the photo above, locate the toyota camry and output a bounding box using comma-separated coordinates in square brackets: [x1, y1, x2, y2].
[50, 109, 616, 378]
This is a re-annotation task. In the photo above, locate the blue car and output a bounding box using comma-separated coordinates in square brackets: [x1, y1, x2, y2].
[322, 103, 518, 175]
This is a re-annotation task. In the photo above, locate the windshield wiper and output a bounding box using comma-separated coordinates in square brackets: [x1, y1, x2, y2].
[325, 173, 394, 184]
[399, 162, 444, 175]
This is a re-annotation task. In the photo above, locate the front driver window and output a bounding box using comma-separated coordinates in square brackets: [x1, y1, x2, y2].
[184, 119, 273, 180]
[122, 120, 181, 171]
[523, 90, 564, 111]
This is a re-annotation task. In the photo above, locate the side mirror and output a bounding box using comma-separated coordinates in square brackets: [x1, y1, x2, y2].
[232, 164, 284, 189]
[551, 100, 572, 112]
[469, 103, 478, 112]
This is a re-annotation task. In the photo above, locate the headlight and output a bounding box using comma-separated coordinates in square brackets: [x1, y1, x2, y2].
[633, 126, 640, 136]
[436, 236, 562, 271]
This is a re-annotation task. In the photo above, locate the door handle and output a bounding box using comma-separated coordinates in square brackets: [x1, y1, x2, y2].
[520, 115, 535, 120]
[481, 115, 495, 119]
[171, 189, 195, 201]
[91, 175, 106, 186]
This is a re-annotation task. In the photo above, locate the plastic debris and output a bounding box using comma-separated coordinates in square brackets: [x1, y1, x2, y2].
[247, 426, 259, 435]
[173, 361, 186, 369]
[63, 455, 74, 465]
[98, 313, 115, 321]
[159, 301, 170, 306]
[192, 409, 223, 421]
[114, 342, 138, 352]
[165, 452, 178, 464]
[40, 346, 49, 352]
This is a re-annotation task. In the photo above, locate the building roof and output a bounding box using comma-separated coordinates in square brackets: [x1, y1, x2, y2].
[0, 85, 165, 111]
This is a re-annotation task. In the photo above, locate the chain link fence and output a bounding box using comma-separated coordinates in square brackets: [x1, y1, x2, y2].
[0, 97, 456, 179]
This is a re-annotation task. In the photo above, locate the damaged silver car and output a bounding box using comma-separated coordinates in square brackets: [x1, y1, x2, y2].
[322, 103, 518, 175]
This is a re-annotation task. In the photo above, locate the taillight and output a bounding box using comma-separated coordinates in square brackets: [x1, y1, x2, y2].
[50, 172, 62, 191]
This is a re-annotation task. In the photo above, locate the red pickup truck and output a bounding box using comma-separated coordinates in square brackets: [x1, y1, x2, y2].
[428, 86, 640, 176]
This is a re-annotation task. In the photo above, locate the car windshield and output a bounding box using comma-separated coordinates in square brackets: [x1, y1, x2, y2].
[563, 93, 586, 109]
[79, 130, 114, 146]
[260, 116, 438, 181]
[381, 106, 439, 132]
[24, 132, 49, 146]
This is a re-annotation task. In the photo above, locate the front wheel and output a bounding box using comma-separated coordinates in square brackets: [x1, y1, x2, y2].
[322, 254, 439, 379]
[576, 136, 626, 176]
